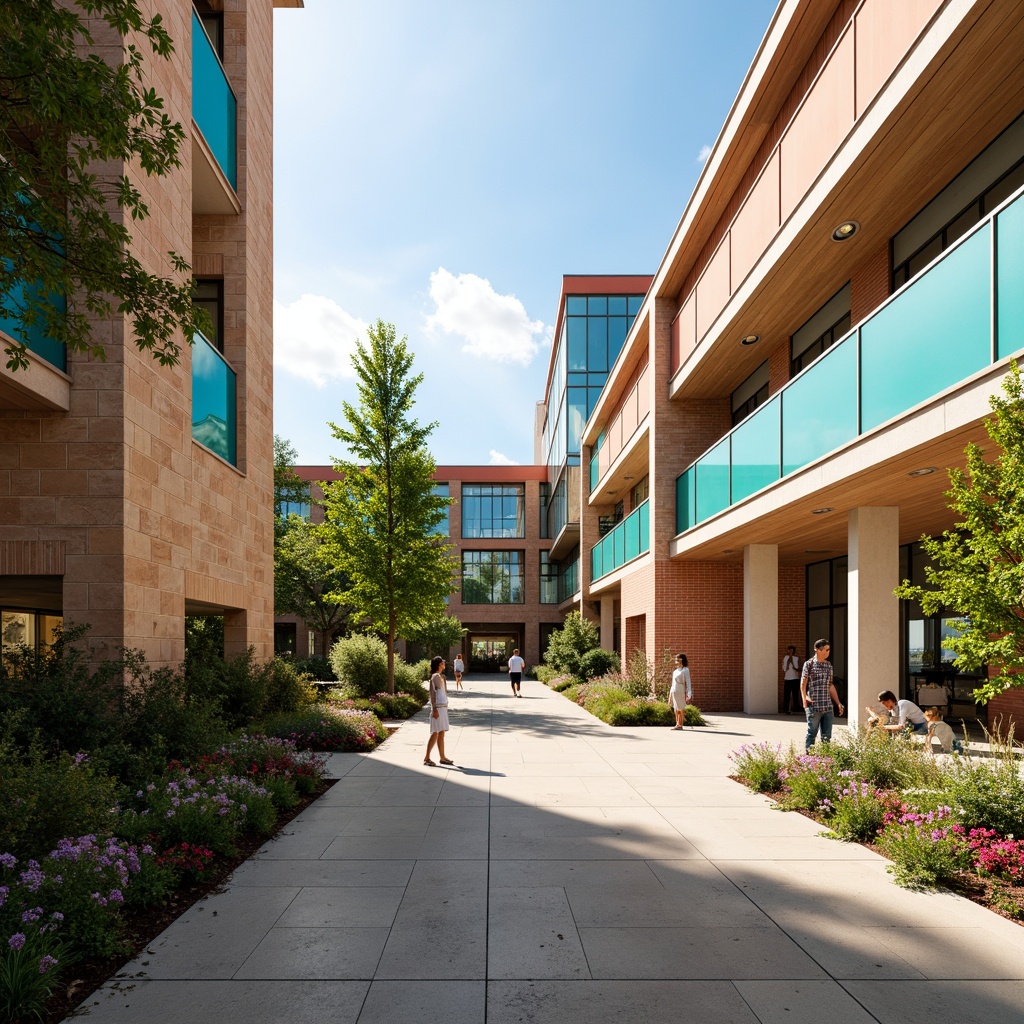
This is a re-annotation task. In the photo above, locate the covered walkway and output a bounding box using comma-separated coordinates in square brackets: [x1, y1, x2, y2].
[72, 677, 1024, 1023]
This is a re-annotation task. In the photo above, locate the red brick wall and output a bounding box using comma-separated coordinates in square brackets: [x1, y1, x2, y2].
[850, 241, 890, 325]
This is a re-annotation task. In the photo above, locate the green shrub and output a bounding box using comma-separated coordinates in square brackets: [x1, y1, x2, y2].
[941, 756, 1024, 836]
[822, 779, 891, 842]
[606, 698, 675, 727]
[329, 634, 390, 697]
[831, 728, 940, 790]
[578, 648, 620, 681]
[550, 674, 576, 692]
[394, 661, 428, 703]
[876, 807, 969, 888]
[544, 611, 599, 677]
[779, 752, 838, 811]
[533, 664, 561, 685]
[729, 741, 787, 793]
[262, 657, 318, 715]
[292, 655, 335, 681]
[261, 704, 387, 753]
[0, 926, 65, 1023]
[0, 741, 119, 861]
[683, 704, 706, 726]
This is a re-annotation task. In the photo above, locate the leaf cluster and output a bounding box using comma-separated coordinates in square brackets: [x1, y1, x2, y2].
[0, 0, 206, 370]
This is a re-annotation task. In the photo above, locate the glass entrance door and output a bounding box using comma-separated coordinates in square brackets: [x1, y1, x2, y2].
[468, 636, 516, 673]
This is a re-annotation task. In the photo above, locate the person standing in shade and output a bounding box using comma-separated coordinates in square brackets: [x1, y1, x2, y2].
[453, 652, 465, 691]
[423, 656, 453, 767]
[508, 648, 525, 697]
[782, 645, 801, 714]
[669, 653, 693, 729]
[801, 638, 844, 750]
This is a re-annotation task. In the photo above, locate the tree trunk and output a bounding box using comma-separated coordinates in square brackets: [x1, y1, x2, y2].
[387, 608, 396, 694]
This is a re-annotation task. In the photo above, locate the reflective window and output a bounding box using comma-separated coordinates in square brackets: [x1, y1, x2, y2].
[461, 550, 524, 604]
[461, 484, 524, 538]
[433, 483, 449, 536]
[540, 551, 558, 604]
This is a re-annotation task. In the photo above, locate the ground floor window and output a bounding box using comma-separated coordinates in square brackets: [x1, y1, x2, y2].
[1, 609, 62, 656]
[805, 556, 847, 705]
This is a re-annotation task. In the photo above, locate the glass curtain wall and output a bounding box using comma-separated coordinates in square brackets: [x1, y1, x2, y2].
[805, 556, 848, 706]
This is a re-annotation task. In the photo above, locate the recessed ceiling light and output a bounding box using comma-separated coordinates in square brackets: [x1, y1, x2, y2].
[811, 507, 833, 515]
[623, 476, 634, 481]
[831, 220, 860, 241]
[805, 549, 831, 554]
[723, 549, 734, 554]
[908, 466, 938, 477]
[740, 334, 760, 346]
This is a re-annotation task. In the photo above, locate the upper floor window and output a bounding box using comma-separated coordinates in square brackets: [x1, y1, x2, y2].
[192, 278, 223, 352]
[790, 283, 851, 378]
[432, 483, 449, 536]
[461, 550, 524, 604]
[539, 551, 558, 604]
[462, 483, 524, 538]
[731, 360, 769, 426]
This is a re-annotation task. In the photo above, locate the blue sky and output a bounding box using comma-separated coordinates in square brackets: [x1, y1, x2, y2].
[272, 0, 777, 467]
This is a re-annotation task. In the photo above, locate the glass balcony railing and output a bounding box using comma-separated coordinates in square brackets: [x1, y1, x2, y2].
[676, 186, 1024, 536]
[192, 10, 237, 191]
[558, 557, 579, 603]
[592, 499, 649, 582]
[0, 276, 66, 371]
[191, 331, 236, 465]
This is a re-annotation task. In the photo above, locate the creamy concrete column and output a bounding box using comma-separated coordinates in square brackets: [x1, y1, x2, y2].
[848, 507, 899, 729]
[744, 544, 778, 713]
[599, 596, 615, 652]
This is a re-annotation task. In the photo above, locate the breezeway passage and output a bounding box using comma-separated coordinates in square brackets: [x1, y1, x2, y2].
[72, 678, 1024, 1023]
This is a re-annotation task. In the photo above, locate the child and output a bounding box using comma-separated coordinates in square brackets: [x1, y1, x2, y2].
[924, 706, 963, 755]
[863, 703, 893, 733]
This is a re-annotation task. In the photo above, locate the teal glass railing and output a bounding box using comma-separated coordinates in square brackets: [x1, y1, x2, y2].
[592, 499, 649, 582]
[558, 558, 579, 603]
[0, 276, 66, 371]
[675, 186, 1024, 536]
[589, 444, 600, 492]
[191, 331, 236, 465]
[192, 11, 237, 191]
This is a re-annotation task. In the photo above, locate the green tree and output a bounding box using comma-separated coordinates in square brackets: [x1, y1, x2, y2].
[274, 517, 351, 658]
[896, 363, 1024, 702]
[322, 320, 454, 692]
[407, 614, 466, 660]
[544, 610, 600, 678]
[0, 0, 206, 371]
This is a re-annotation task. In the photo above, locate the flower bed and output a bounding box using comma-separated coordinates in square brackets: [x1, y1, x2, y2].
[730, 730, 1024, 920]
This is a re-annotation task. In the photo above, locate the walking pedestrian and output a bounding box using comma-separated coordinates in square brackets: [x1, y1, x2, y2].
[424, 656, 454, 766]
[508, 649, 525, 697]
[801, 639, 844, 750]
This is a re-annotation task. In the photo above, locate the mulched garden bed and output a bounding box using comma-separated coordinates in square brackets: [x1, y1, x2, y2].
[47, 778, 337, 1024]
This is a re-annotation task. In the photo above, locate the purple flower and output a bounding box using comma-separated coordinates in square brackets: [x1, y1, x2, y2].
[8, 933, 26, 951]
[0, 853, 16, 871]
[38, 954, 59, 974]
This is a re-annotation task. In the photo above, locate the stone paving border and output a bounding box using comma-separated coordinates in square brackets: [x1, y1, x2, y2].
[68, 677, 1024, 1023]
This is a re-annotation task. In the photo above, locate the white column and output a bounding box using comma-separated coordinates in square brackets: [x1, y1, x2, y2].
[744, 543, 779, 713]
[600, 596, 615, 653]
[848, 507, 900, 730]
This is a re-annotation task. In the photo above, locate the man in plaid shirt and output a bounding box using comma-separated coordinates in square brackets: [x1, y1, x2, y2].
[801, 638, 844, 751]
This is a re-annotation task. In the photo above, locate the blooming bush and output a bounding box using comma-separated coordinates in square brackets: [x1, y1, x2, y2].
[0, 924, 65, 1024]
[260, 704, 387, 752]
[156, 842, 216, 883]
[821, 778, 893, 842]
[966, 829, 1024, 882]
[779, 753, 838, 810]
[876, 805, 970, 888]
[729, 742, 788, 793]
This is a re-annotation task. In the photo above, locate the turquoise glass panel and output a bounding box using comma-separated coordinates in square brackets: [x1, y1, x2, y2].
[592, 501, 650, 582]
[997, 192, 1024, 359]
[782, 335, 857, 475]
[676, 467, 695, 534]
[0, 275, 66, 370]
[191, 332, 237, 464]
[613, 525, 624, 567]
[566, 296, 586, 315]
[192, 11, 237, 190]
[695, 437, 730, 522]
[861, 224, 991, 432]
[638, 500, 649, 552]
[624, 510, 639, 561]
[589, 451, 598, 492]
[731, 395, 780, 503]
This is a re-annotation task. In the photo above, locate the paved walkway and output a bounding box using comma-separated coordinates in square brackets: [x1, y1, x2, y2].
[72, 677, 1024, 1023]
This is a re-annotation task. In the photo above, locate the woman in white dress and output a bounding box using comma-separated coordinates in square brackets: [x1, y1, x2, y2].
[669, 653, 693, 730]
[424, 656, 453, 766]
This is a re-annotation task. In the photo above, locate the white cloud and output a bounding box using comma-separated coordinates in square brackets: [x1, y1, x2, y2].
[488, 449, 519, 465]
[425, 267, 550, 366]
[697, 144, 712, 164]
[274, 294, 368, 387]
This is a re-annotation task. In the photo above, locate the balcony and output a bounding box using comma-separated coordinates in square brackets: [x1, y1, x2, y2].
[192, 10, 239, 214]
[676, 186, 1024, 535]
[589, 363, 650, 495]
[191, 331, 237, 465]
[0, 275, 70, 411]
[592, 499, 649, 583]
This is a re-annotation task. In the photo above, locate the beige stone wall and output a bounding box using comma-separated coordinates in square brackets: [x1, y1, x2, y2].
[0, 1, 277, 666]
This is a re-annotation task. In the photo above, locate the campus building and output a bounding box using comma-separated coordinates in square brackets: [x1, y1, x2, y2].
[0, 2, 300, 665]
[573, 0, 1024, 728]
[276, 466, 565, 672]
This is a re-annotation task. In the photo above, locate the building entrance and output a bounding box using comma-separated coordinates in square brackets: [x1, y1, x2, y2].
[468, 635, 517, 673]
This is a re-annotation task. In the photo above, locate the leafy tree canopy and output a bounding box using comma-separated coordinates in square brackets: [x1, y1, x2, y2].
[0, 0, 206, 371]
[273, 434, 309, 537]
[544, 610, 600, 677]
[896, 363, 1024, 702]
[321, 320, 454, 692]
[406, 614, 466, 660]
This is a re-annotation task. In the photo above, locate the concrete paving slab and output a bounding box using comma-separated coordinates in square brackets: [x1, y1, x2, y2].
[358, 981, 486, 1024]
[253, 830, 336, 859]
[275, 886, 406, 928]
[235, 925, 390, 979]
[320, 834, 487, 860]
[489, 858, 660, 889]
[579, 925, 829, 980]
[733, 980, 882, 1023]
[841, 980, 1024, 1024]
[488, 887, 590, 979]
[229, 858, 414, 887]
[72, 980, 369, 1023]
[487, 980, 762, 1023]
[864, 926, 1024, 979]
